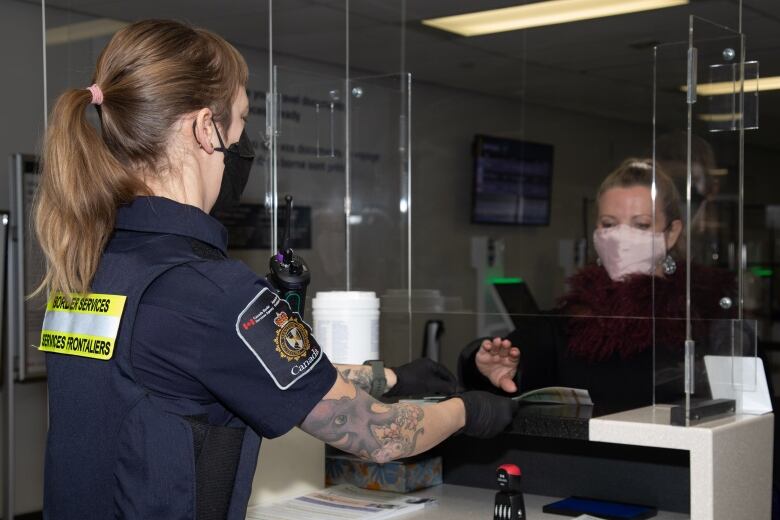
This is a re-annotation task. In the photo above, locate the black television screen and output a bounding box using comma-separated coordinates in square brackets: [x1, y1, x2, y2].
[472, 135, 554, 225]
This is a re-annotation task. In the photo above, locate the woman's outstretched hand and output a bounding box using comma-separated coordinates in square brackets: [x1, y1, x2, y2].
[475, 337, 520, 393]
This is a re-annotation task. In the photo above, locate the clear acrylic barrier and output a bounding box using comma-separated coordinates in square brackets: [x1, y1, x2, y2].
[269, 67, 413, 365]
[39, 1, 763, 425]
[41, 0, 412, 358]
[412, 310, 660, 413]
[268, 1, 413, 364]
[702, 61, 759, 133]
[654, 318, 758, 404]
[408, 309, 760, 420]
[349, 74, 412, 366]
[35, 5, 779, 520]
[271, 65, 349, 294]
[651, 14, 757, 424]
[347, 73, 411, 296]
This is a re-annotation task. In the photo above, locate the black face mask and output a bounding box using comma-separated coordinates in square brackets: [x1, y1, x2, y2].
[210, 124, 254, 215]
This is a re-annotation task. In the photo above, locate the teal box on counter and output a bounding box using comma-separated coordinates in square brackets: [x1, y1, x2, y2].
[325, 453, 443, 493]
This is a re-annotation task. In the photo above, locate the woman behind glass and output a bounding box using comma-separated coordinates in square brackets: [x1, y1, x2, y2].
[460, 158, 739, 410]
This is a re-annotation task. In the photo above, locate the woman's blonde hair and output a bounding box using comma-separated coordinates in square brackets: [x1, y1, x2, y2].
[34, 19, 248, 297]
[597, 157, 685, 259]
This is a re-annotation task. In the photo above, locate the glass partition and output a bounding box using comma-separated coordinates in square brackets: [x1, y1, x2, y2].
[39, 0, 766, 427]
[41, 0, 413, 359]
[269, 65, 349, 293]
[651, 12, 758, 424]
[29, 4, 780, 520]
[349, 73, 413, 366]
[266, 1, 413, 365]
[396, 2, 763, 427]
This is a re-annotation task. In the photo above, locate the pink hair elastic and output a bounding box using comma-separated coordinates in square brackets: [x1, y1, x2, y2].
[86, 84, 104, 106]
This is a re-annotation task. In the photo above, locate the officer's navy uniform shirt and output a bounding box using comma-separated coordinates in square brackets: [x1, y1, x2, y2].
[44, 196, 337, 520]
[131, 198, 336, 435]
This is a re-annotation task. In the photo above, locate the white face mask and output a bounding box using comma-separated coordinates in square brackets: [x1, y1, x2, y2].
[593, 225, 666, 281]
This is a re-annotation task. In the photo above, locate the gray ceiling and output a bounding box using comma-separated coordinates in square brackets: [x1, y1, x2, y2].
[33, 0, 780, 139]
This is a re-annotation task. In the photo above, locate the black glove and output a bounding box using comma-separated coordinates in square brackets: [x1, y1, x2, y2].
[384, 358, 458, 397]
[456, 391, 518, 438]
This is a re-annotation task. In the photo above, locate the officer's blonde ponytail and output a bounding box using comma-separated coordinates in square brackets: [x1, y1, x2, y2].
[34, 87, 143, 298]
[34, 20, 248, 297]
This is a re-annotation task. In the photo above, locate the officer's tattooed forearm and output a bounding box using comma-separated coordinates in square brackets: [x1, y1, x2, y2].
[301, 378, 424, 463]
[337, 367, 373, 394]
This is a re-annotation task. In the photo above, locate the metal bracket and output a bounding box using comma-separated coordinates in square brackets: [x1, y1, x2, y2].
[685, 339, 696, 394]
[687, 47, 698, 105]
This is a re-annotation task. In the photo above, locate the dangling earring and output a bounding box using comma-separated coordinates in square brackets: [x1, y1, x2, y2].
[662, 254, 677, 275]
[596, 256, 602, 266]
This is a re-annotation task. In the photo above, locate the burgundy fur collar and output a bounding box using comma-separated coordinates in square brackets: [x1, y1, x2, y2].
[559, 264, 735, 362]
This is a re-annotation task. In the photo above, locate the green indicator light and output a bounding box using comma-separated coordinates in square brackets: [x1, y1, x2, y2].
[750, 267, 773, 278]
[489, 277, 524, 285]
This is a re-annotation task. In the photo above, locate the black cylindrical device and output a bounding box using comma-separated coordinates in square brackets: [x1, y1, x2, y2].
[493, 464, 525, 520]
[267, 195, 311, 317]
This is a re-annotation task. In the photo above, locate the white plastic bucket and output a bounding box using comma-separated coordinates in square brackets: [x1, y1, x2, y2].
[311, 291, 379, 364]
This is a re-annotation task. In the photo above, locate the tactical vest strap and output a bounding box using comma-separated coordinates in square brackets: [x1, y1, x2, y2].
[185, 415, 245, 520]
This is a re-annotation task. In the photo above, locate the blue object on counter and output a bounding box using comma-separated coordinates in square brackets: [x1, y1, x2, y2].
[542, 496, 657, 519]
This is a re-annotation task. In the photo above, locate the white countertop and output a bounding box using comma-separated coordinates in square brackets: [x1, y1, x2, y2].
[405, 484, 690, 519]
[588, 407, 774, 519]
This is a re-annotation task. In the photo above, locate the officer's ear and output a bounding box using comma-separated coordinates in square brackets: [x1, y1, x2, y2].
[192, 108, 215, 154]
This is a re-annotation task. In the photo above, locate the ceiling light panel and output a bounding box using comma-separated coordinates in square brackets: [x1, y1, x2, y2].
[422, 0, 689, 37]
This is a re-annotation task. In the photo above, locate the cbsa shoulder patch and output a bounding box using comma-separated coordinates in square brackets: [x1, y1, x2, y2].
[235, 288, 324, 390]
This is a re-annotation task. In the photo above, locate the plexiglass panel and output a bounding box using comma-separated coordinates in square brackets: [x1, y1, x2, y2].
[651, 14, 757, 424]
[271, 65, 349, 293]
[347, 74, 411, 296]
[349, 74, 412, 366]
[40, 0, 765, 426]
[268, 1, 413, 364]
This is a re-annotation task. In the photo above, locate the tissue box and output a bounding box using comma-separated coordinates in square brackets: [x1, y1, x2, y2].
[325, 453, 442, 493]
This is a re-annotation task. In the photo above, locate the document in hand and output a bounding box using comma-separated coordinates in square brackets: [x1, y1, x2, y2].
[246, 484, 436, 520]
[512, 386, 593, 406]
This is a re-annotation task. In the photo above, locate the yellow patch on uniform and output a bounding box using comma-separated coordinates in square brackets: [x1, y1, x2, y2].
[46, 293, 126, 317]
[39, 292, 127, 360]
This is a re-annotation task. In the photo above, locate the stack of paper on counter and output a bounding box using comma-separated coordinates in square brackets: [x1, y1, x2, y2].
[512, 386, 593, 406]
[246, 484, 436, 520]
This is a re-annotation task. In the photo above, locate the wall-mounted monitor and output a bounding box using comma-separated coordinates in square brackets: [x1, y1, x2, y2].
[472, 135, 554, 226]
